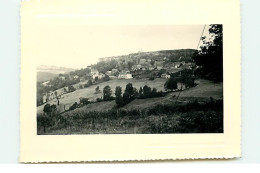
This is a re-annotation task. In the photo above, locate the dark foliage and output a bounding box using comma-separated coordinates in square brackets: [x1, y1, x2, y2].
[122, 83, 136, 105]
[79, 97, 90, 105]
[96, 98, 103, 102]
[115, 86, 124, 107]
[69, 102, 78, 110]
[43, 104, 57, 114]
[103, 85, 112, 101]
[192, 24, 223, 82]
[38, 98, 223, 134]
[68, 85, 76, 92]
[164, 77, 178, 91]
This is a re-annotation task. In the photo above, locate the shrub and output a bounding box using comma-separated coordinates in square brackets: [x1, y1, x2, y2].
[68, 85, 76, 92]
[37, 115, 53, 133]
[96, 98, 103, 102]
[43, 104, 56, 114]
[164, 77, 178, 91]
[79, 97, 90, 105]
[149, 76, 155, 80]
[69, 102, 78, 110]
[103, 85, 112, 101]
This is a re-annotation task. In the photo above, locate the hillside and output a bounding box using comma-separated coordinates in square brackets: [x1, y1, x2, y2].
[37, 65, 76, 82]
[37, 78, 168, 114]
[37, 79, 222, 115]
[37, 72, 58, 82]
[100, 49, 197, 62]
[37, 79, 223, 135]
[37, 48, 197, 106]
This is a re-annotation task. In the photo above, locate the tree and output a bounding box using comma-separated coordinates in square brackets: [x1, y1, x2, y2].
[164, 77, 178, 91]
[43, 104, 56, 114]
[95, 86, 100, 93]
[79, 97, 89, 105]
[151, 88, 157, 97]
[179, 69, 195, 88]
[103, 85, 112, 101]
[133, 88, 139, 98]
[103, 75, 110, 81]
[37, 115, 52, 133]
[123, 83, 136, 104]
[115, 86, 123, 106]
[69, 102, 78, 110]
[192, 24, 223, 82]
[139, 87, 144, 98]
[87, 79, 93, 86]
[150, 60, 155, 66]
[68, 85, 76, 92]
[157, 69, 166, 77]
[54, 91, 58, 97]
[143, 85, 152, 98]
[94, 76, 98, 82]
[37, 94, 43, 106]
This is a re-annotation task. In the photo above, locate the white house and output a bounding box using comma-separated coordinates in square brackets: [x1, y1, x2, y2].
[98, 73, 106, 79]
[92, 73, 99, 80]
[42, 81, 50, 86]
[118, 73, 133, 79]
[161, 73, 171, 79]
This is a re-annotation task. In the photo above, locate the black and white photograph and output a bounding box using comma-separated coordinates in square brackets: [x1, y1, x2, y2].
[36, 24, 223, 135]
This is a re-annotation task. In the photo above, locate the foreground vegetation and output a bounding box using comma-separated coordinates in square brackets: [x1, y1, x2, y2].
[37, 98, 223, 134]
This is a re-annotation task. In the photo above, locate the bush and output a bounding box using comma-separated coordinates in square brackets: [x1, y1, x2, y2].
[96, 98, 103, 102]
[164, 77, 178, 91]
[177, 111, 223, 133]
[69, 102, 78, 110]
[43, 104, 57, 114]
[68, 85, 76, 92]
[79, 97, 90, 105]
[149, 76, 155, 80]
[103, 85, 112, 101]
[37, 115, 53, 133]
[103, 75, 110, 81]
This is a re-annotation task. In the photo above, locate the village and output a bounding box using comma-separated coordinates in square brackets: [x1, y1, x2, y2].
[39, 51, 195, 105]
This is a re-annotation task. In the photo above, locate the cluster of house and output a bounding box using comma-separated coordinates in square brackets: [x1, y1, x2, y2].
[90, 67, 133, 80]
[87, 59, 193, 80]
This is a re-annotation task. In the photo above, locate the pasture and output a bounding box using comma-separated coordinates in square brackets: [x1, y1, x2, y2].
[37, 78, 223, 134]
[37, 78, 223, 114]
[37, 78, 168, 114]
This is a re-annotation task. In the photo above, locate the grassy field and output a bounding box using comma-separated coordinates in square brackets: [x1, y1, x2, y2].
[38, 97, 223, 135]
[37, 78, 168, 114]
[37, 78, 223, 134]
[37, 78, 223, 114]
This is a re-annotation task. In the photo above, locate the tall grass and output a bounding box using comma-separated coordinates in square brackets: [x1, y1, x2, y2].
[37, 98, 223, 134]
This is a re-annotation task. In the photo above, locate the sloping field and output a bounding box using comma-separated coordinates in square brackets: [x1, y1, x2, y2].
[37, 79, 222, 114]
[123, 79, 222, 110]
[172, 79, 223, 99]
[37, 78, 167, 114]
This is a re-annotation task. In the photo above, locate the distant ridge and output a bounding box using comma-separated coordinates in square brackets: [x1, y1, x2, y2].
[37, 65, 76, 82]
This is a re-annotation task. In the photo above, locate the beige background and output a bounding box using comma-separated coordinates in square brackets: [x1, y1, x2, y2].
[20, 0, 241, 162]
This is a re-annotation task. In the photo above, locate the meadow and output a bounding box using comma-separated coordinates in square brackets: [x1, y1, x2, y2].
[37, 79, 223, 134]
[37, 78, 168, 114]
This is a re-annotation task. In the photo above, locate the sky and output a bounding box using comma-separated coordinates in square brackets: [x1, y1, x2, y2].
[32, 24, 209, 69]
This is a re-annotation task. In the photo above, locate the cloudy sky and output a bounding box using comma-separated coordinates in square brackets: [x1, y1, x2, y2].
[32, 24, 209, 69]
